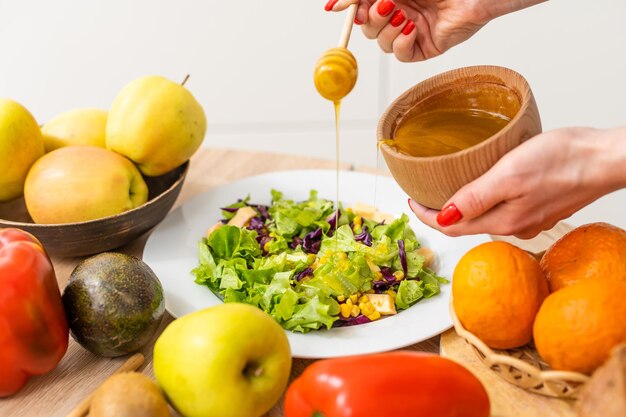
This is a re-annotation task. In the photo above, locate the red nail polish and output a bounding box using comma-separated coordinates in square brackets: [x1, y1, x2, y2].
[354, 16, 363, 25]
[437, 204, 462, 227]
[401, 20, 415, 35]
[324, 0, 338, 11]
[377, 0, 395, 17]
[389, 9, 406, 27]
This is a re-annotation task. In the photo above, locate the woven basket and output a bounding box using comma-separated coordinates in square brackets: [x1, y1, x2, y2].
[449, 297, 590, 398]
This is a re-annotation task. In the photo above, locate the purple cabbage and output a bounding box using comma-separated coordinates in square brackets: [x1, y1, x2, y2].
[372, 280, 391, 293]
[397, 239, 407, 276]
[220, 206, 239, 213]
[290, 236, 303, 249]
[354, 225, 373, 247]
[302, 228, 323, 254]
[253, 204, 270, 220]
[295, 267, 314, 281]
[334, 314, 372, 327]
[326, 210, 338, 231]
[247, 216, 265, 232]
[380, 267, 395, 282]
[258, 235, 272, 252]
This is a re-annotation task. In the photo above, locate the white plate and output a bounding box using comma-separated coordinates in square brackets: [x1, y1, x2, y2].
[143, 169, 490, 358]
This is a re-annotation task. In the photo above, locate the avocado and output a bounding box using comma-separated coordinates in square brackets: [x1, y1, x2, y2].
[62, 252, 165, 357]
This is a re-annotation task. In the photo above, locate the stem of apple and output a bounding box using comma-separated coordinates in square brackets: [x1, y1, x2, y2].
[181, 74, 190, 86]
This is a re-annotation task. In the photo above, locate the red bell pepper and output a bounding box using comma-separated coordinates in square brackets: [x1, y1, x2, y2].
[0, 228, 69, 397]
[284, 351, 490, 417]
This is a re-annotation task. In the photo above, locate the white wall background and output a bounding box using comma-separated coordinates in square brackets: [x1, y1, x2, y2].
[1, 0, 625, 229]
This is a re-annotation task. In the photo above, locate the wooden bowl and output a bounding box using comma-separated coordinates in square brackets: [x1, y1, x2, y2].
[378, 65, 542, 209]
[0, 162, 188, 257]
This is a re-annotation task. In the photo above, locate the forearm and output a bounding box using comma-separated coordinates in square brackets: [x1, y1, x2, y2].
[591, 126, 626, 191]
[473, 0, 549, 24]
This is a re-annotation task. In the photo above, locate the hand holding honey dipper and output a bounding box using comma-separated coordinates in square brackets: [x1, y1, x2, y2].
[323, 0, 626, 239]
[325, 0, 546, 62]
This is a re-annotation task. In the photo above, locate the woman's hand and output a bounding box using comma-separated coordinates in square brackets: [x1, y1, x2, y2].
[325, 0, 546, 62]
[408, 127, 626, 238]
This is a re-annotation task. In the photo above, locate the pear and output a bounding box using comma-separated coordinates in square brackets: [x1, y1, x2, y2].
[106, 75, 206, 176]
[42, 108, 108, 152]
[0, 98, 44, 202]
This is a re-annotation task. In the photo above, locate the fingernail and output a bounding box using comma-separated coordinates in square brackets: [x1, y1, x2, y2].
[401, 20, 415, 35]
[377, 0, 395, 17]
[324, 0, 338, 11]
[354, 16, 363, 25]
[389, 9, 406, 27]
[437, 203, 462, 227]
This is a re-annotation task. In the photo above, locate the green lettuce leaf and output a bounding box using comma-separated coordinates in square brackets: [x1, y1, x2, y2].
[282, 295, 338, 332]
[395, 279, 424, 310]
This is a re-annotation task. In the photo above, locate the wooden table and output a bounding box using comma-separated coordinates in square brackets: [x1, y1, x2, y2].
[0, 148, 575, 417]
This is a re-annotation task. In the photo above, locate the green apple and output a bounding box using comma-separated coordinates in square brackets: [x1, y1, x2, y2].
[153, 303, 292, 417]
[24, 146, 148, 224]
[42, 108, 108, 152]
[106, 75, 206, 177]
[0, 98, 44, 202]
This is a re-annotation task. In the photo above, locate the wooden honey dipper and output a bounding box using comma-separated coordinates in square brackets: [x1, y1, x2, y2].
[313, 3, 359, 102]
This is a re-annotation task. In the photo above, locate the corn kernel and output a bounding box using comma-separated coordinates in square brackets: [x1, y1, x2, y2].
[340, 304, 351, 318]
[263, 241, 271, 252]
[367, 310, 381, 321]
[386, 289, 397, 298]
[358, 295, 369, 304]
[361, 304, 375, 316]
[350, 305, 360, 317]
[339, 252, 348, 260]
[353, 216, 362, 227]
[337, 295, 346, 302]
[346, 298, 353, 308]
[366, 289, 375, 294]
[374, 271, 383, 280]
[349, 294, 359, 304]
[393, 271, 405, 281]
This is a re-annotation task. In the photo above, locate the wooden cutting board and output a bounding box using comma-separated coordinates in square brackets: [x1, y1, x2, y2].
[440, 223, 578, 417]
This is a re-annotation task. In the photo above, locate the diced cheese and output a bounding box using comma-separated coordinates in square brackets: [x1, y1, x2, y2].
[351, 202, 376, 220]
[367, 294, 397, 315]
[416, 247, 435, 268]
[227, 206, 257, 227]
[372, 211, 395, 225]
[206, 222, 223, 237]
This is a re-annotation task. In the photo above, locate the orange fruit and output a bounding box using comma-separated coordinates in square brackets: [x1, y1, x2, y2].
[533, 278, 626, 374]
[453, 241, 549, 350]
[540, 222, 626, 292]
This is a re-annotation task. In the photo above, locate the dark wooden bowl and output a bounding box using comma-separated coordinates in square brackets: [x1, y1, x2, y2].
[0, 162, 188, 257]
[378, 65, 542, 210]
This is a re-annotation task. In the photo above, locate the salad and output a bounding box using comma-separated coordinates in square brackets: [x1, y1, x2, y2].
[192, 189, 448, 333]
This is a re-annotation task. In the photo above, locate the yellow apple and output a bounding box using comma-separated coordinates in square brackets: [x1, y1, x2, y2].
[24, 146, 148, 224]
[42, 108, 108, 152]
[106, 75, 206, 177]
[0, 98, 44, 202]
[153, 303, 292, 417]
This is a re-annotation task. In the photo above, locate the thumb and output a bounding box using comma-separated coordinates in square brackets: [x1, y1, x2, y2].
[436, 174, 505, 227]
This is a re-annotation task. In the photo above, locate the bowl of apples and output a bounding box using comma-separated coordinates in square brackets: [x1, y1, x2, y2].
[0, 75, 205, 257]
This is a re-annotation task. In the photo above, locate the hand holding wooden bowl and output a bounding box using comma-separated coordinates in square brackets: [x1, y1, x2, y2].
[378, 65, 542, 210]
